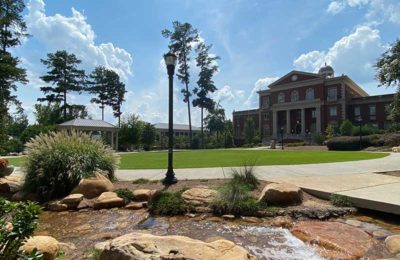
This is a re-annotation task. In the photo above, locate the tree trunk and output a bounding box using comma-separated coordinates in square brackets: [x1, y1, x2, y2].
[186, 82, 192, 147]
[101, 104, 104, 121]
[201, 107, 204, 149]
[63, 90, 67, 120]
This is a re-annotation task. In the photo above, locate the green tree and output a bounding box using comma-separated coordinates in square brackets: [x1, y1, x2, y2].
[118, 114, 144, 150]
[141, 123, 156, 151]
[6, 110, 28, 138]
[223, 119, 234, 148]
[88, 66, 126, 123]
[162, 21, 199, 145]
[205, 103, 226, 143]
[38, 50, 86, 120]
[34, 103, 63, 125]
[376, 39, 400, 122]
[0, 0, 28, 145]
[325, 124, 335, 139]
[340, 119, 354, 136]
[193, 42, 219, 148]
[244, 117, 255, 145]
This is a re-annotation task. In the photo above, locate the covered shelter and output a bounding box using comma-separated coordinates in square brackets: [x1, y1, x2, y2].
[58, 119, 119, 150]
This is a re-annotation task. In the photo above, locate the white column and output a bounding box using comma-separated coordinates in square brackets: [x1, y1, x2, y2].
[286, 110, 291, 134]
[273, 110, 277, 139]
[301, 108, 306, 134]
[111, 131, 114, 150]
[316, 107, 321, 133]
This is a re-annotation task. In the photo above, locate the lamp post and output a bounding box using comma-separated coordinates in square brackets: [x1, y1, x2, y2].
[162, 52, 178, 186]
[280, 127, 284, 150]
[356, 116, 363, 151]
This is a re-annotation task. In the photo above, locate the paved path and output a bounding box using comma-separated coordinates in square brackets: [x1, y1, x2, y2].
[116, 153, 400, 215]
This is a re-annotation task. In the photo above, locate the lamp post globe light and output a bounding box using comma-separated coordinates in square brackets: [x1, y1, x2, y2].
[356, 116, 363, 150]
[163, 52, 178, 185]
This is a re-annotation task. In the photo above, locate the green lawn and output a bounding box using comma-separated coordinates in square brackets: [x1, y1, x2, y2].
[6, 149, 388, 169]
[118, 149, 388, 169]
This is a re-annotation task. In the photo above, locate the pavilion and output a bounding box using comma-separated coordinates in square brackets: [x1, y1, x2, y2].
[58, 119, 119, 150]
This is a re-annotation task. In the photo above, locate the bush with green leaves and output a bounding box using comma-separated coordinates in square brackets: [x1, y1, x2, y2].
[326, 136, 372, 151]
[212, 181, 263, 216]
[340, 120, 354, 136]
[23, 131, 118, 201]
[352, 124, 382, 136]
[330, 194, 353, 207]
[230, 163, 259, 191]
[114, 188, 134, 202]
[313, 133, 326, 145]
[0, 198, 43, 259]
[148, 190, 192, 215]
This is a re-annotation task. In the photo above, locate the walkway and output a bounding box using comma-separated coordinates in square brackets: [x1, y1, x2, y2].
[116, 153, 400, 215]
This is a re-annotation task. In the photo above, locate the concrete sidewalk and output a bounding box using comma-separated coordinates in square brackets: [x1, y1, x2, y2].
[116, 153, 400, 214]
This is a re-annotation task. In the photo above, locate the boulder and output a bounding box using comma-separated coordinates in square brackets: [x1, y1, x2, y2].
[392, 146, 400, 153]
[99, 232, 256, 260]
[71, 172, 114, 199]
[125, 201, 146, 210]
[0, 175, 23, 193]
[181, 186, 219, 207]
[258, 183, 303, 206]
[93, 192, 125, 209]
[47, 201, 68, 212]
[270, 216, 293, 229]
[385, 235, 400, 255]
[133, 189, 158, 202]
[77, 198, 95, 209]
[21, 236, 59, 260]
[61, 193, 83, 209]
[291, 221, 373, 259]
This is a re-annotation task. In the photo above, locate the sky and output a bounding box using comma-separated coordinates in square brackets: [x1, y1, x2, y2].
[11, 0, 400, 125]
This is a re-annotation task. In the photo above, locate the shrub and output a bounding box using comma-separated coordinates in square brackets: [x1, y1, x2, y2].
[23, 131, 118, 201]
[212, 181, 262, 216]
[325, 125, 335, 139]
[148, 190, 192, 215]
[326, 136, 372, 151]
[330, 194, 353, 207]
[378, 132, 400, 147]
[352, 124, 381, 136]
[340, 120, 354, 136]
[0, 198, 43, 259]
[114, 188, 134, 202]
[230, 163, 259, 191]
[132, 178, 150, 184]
[285, 141, 306, 147]
[0, 158, 8, 169]
[313, 133, 326, 145]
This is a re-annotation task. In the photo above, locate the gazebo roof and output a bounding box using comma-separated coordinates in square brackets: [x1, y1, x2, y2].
[58, 119, 118, 131]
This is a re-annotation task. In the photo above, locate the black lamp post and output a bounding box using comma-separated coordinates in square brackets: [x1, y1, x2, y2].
[280, 127, 284, 150]
[162, 52, 178, 186]
[356, 116, 363, 150]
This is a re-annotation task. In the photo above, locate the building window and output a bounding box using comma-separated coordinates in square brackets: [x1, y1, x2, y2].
[262, 96, 270, 108]
[329, 106, 337, 116]
[263, 113, 269, 121]
[291, 90, 299, 102]
[354, 106, 360, 117]
[327, 87, 337, 101]
[278, 92, 285, 103]
[306, 88, 315, 100]
[311, 110, 316, 118]
[369, 105, 376, 120]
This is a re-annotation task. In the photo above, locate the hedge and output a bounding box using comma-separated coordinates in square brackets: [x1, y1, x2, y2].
[326, 136, 372, 151]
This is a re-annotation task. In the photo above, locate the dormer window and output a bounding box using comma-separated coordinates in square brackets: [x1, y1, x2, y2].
[306, 88, 315, 100]
[278, 92, 285, 103]
[291, 90, 299, 102]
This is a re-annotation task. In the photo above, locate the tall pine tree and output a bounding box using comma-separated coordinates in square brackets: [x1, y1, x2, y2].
[193, 43, 219, 148]
[38, 50, 86, 120]
[0, 0, 28, 143]
[162, 21, 199, 146]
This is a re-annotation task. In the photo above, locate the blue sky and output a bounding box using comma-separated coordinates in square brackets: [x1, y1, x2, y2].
[12, 0, 400, 125]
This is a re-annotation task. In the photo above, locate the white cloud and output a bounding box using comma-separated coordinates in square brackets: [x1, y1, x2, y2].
[293, 26, 386, 84]
[245, 77, 278, 107]
[326, 0, 400, 24]
[213, 85, 244, 102]
[25, 0, 133, 81]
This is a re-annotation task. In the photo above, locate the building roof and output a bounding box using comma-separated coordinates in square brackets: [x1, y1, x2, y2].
[58, 119, 118, 130]
[154, 123, 201, 131]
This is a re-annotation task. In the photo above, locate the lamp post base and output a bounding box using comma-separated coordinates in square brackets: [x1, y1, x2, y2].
[162, 169, 178, 186]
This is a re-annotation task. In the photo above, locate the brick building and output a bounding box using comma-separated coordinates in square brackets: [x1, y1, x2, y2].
[233, 65, 394, 145]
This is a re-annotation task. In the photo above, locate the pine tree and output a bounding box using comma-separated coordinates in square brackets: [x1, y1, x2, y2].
[109, 73, 126, 127]
[0, 0, 28, 144]
[162, 21, 199, 146]
[38, 50, 86, 120]
[193, 43, 219, 148]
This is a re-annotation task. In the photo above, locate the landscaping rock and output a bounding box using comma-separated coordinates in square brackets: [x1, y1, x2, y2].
[132, 189, 158, 202]
[240, 216, 263, 224]
[77, 198, 95, 209]
[47, 201, 68, 212]
[385, 235, 400, 255]
[99, 232, 256, 260]
[71, 172, 114, 199]
[125, 201, 146, 210]
[392, 146, 400, 152]
[93, 192, 125, 209]
[21, 235, 59, 260]
[270, 216, 293, 229]
[291, 221, 373, 259]
[373, 229, 392, 240]
[258, 183, 303, 206]
[222, 214, 235, 220]
[0, 175, 23, 193]
[345, 219, 363, 227]
[181, 186, 219, 207]
[61, 193, 83, 209]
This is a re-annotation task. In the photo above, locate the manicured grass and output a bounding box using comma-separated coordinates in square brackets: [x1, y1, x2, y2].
[118, 149, 388, 169]
[5, 149, 389, 169]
